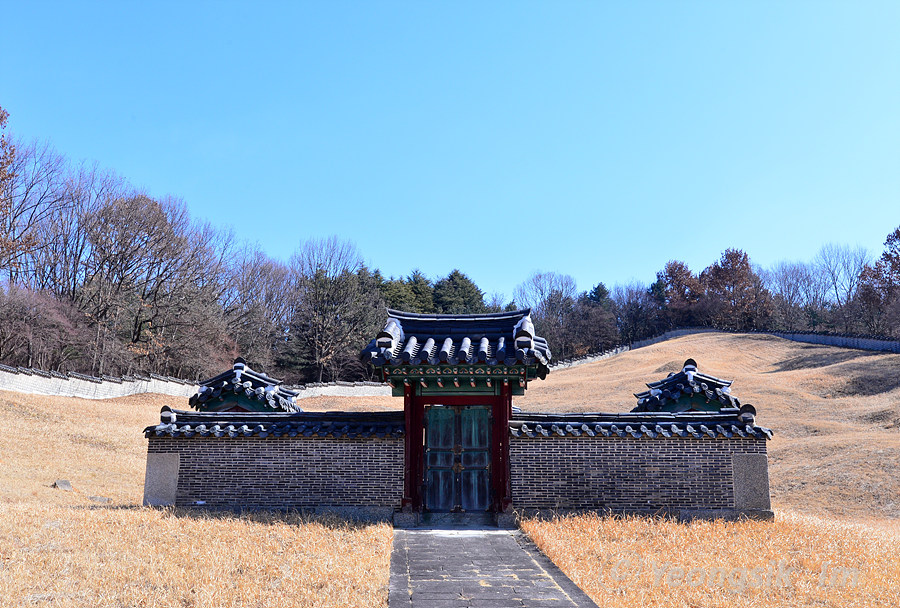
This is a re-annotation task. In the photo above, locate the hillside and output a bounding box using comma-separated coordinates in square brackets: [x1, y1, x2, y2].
[5, 332, 895, 521]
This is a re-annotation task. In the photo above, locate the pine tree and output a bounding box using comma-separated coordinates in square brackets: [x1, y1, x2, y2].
[433, 269, 485, 314]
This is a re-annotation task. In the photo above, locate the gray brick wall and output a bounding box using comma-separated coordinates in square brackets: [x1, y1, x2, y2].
[509, 436, 768, 511]
[146, 434, 769, 514]
[148, 436, 403, 509]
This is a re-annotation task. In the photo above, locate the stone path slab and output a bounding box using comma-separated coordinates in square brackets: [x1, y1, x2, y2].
[389, 528, 598, 608]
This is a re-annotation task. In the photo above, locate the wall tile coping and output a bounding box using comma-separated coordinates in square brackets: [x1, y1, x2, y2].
[510, 411, 773, 440]
[144, 407, 405, 439]
[145, 407, 772, 441]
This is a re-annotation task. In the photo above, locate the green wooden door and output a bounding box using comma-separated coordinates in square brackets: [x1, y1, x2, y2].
[424, 405, 492, 512]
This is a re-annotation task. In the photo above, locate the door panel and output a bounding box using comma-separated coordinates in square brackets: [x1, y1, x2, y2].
[425, 452, 455, 468]
[424, 406, 456, 511]
[424, 405, 492, 512]
[425, 469, 454, 511]
[461, 451, 490, 468]
[425, 407, 455, 449]
[460, 406, 490, 449]
[460, 469, 491, 511]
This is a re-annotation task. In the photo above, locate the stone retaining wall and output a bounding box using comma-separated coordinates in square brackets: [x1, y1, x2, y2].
[0, 365, 196, 399]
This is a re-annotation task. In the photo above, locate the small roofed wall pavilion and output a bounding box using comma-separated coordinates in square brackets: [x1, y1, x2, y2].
[632, 358, 752, 415]
[189, 358, 301, 413]
[361, 309, 551, 514]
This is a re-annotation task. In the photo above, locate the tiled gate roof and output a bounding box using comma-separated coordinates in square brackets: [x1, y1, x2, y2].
[361, 309, 552, 378]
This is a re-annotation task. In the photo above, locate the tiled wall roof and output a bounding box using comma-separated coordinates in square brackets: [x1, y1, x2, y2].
[144, 407, 404, 439]
[145, 407, 770, 441]
[510, 411, 771, 440]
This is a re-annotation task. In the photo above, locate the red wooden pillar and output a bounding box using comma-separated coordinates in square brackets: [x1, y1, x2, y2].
[403, 384, 425, 510]
[492, 383, 512, 512]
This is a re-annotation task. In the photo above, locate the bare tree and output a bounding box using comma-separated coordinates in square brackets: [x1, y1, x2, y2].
[285, 237, 385, 383]
[0, 285, 92, 371]
[815, 243, 870, 332]
[24, 164, 126, 299]
[766, 261, 808, 331]
[514, 271, 578, 355]
[484, 292, 510, 312]
[514, 271, 577, 313]
[1, 139, 67, 280]
[223, 246, 292, 371]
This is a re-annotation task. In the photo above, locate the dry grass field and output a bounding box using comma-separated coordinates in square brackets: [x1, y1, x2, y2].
[2, 331, 899, 607]
[521, 511, 900, 608]
[0, 392, 392, 607]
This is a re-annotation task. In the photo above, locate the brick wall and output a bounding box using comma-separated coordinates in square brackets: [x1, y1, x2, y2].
[509, 436, 769, 513]
[147, 435, 403, 510]
[145, 432, 770, 517]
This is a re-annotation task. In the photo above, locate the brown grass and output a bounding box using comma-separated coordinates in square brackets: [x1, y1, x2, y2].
[521, 511, 900, 608]
[516, 332, 900, 607]
[0, 390, 391, 607]
[297, 394, 399, 412]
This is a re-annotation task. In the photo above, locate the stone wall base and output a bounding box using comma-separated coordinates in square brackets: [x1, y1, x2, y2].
[512, 507, 775, 522]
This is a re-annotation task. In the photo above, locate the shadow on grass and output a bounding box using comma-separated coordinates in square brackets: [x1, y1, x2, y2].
[769, 348, 900, 396]
[68, 503, 385, 530]
[834, 358, 900, 395]
[769, 349, 881, 373]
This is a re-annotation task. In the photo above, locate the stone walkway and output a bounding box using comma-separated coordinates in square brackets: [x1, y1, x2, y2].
[389, 528, 598, 608]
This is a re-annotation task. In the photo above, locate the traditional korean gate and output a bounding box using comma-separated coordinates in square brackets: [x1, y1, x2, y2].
[423, 405, 492, 512]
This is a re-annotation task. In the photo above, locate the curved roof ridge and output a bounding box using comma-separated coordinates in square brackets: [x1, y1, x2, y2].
[386, 308, 532, 322]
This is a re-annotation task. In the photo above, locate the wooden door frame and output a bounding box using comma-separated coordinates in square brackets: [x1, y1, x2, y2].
[403, 385, 511, 512]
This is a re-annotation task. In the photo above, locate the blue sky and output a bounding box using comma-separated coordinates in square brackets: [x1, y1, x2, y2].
[2, 1, 898, 302]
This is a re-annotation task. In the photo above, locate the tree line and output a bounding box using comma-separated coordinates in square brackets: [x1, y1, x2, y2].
[2, 106, 899, 382]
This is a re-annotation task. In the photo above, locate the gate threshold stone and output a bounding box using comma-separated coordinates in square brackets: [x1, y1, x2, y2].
[390, 527, 598, 607]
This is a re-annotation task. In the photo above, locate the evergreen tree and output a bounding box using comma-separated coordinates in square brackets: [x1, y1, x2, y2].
[380, 277, 416, 311]
[407, 269, 435, 313]
[433, 269, 486, 314]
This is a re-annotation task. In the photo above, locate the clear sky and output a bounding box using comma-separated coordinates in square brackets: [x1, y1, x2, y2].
[2, 1, 898, 302]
